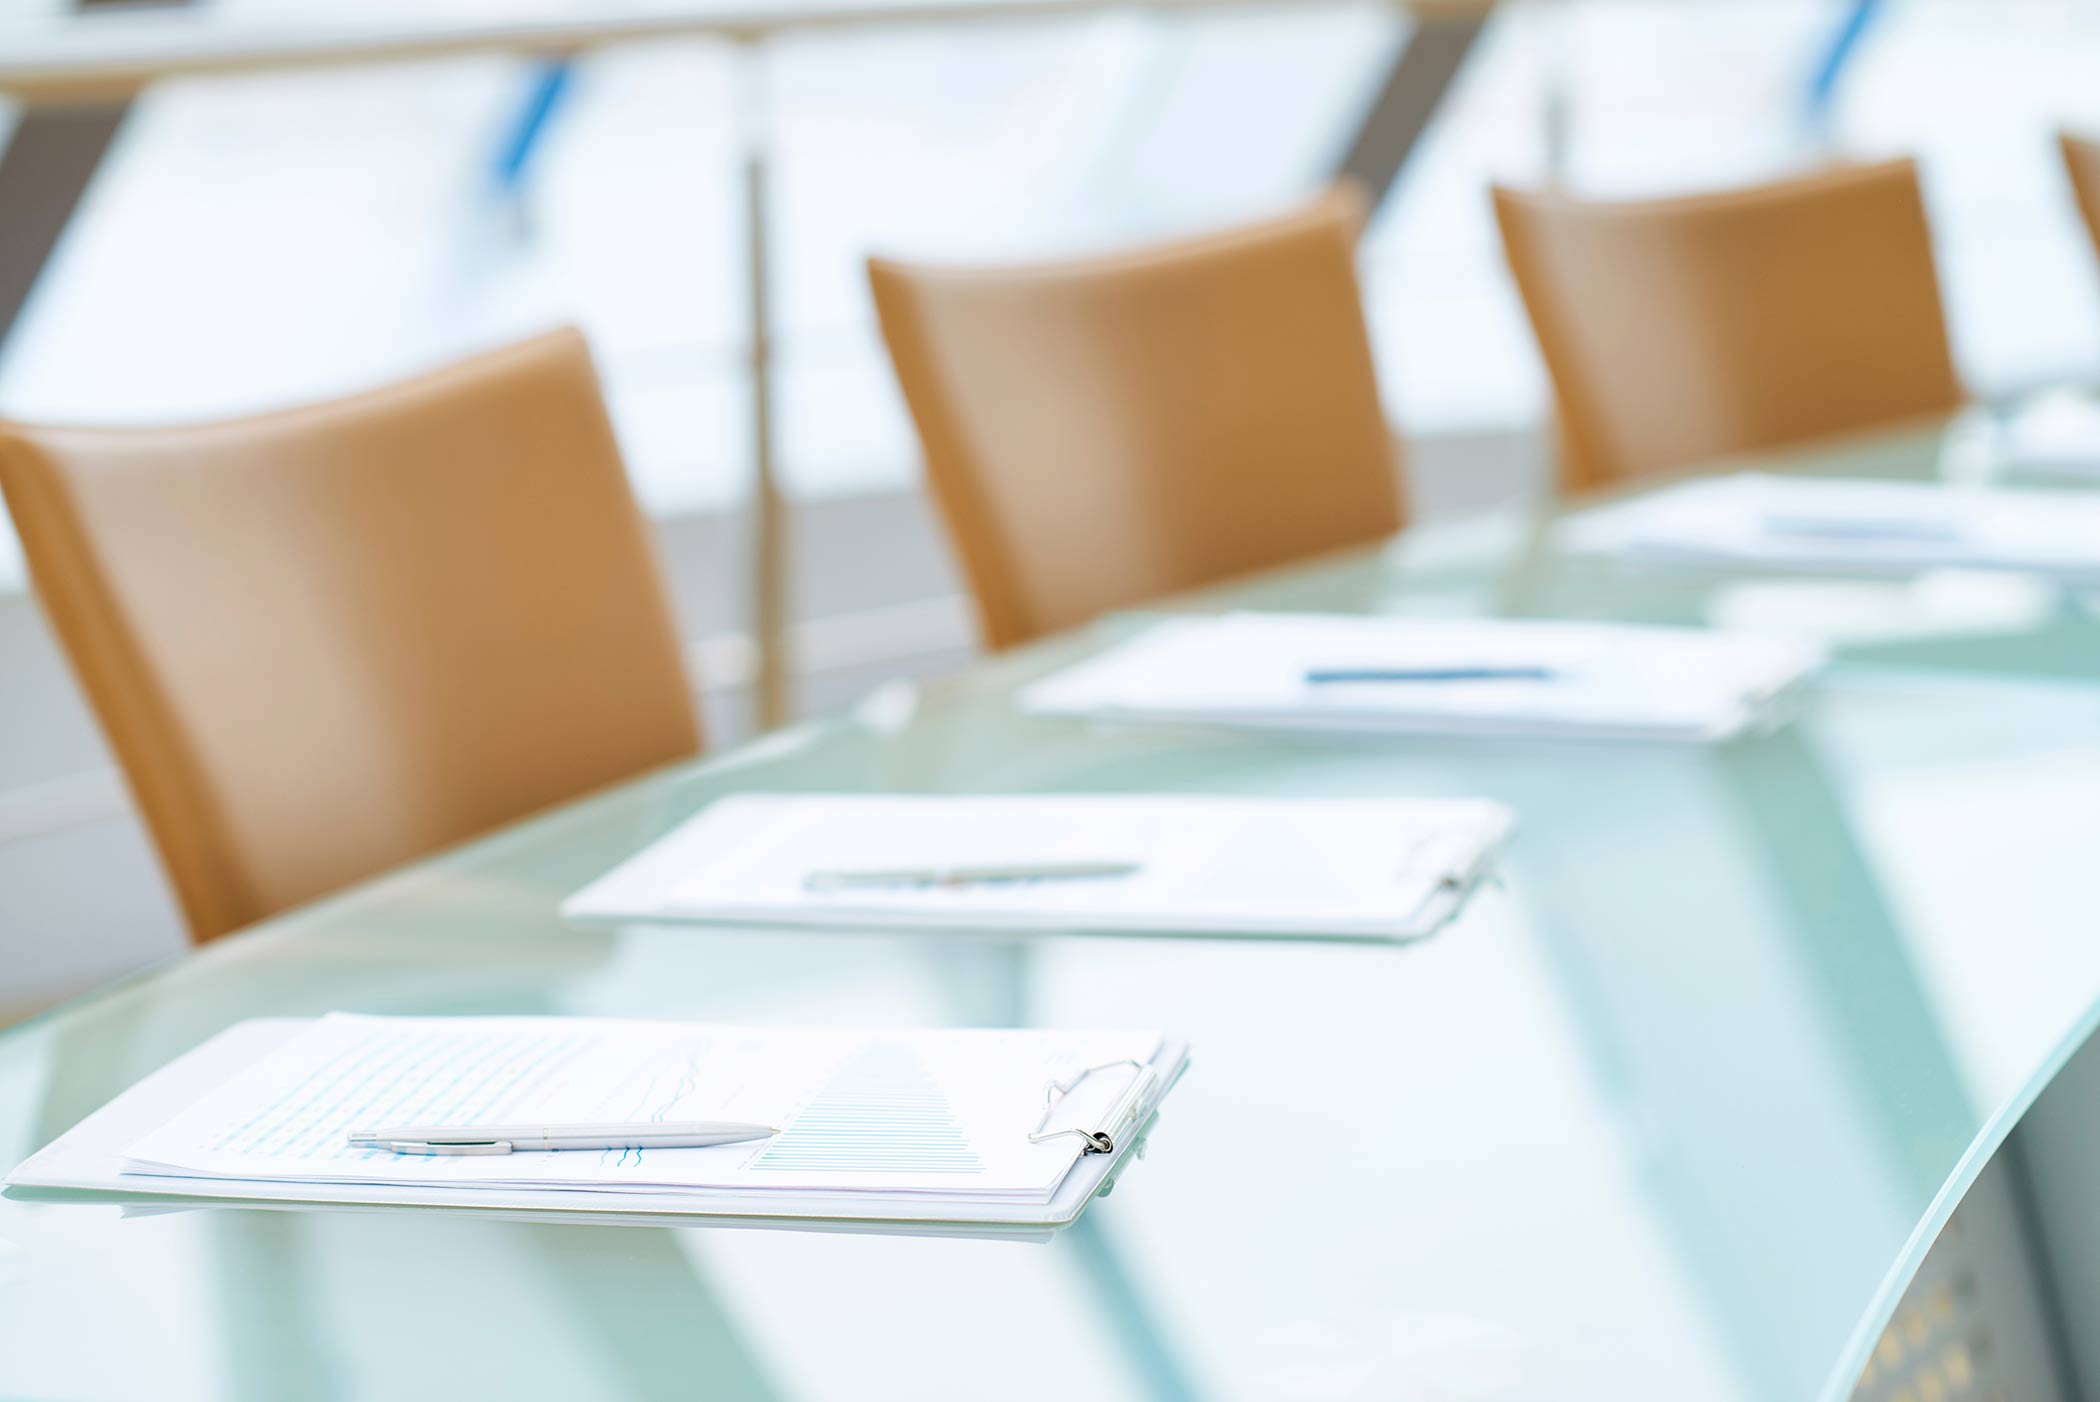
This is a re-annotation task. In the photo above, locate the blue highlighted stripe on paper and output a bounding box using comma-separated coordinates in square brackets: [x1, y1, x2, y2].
[754, 1045, 983, 1174]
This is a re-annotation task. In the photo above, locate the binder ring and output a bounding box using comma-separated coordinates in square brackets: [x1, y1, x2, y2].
[1030, 1059, 1147, 1155]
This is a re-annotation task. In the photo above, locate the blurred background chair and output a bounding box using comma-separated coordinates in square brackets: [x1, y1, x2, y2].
[869, 186, 1403, 649]
[0, 328, 700, 942]
[1493, 160, 1963, 492]
[2059, 130, 2100, 271]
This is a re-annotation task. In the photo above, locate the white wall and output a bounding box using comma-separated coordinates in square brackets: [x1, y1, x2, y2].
[0, 590, 187, 1020]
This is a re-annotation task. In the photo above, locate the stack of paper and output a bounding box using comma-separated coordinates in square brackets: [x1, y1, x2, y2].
[562, 793, 1512, 941]
[1019, 612, 1822, 743]
[10, 1015, 1188, 1228]
[1564, 472, 2100, 581]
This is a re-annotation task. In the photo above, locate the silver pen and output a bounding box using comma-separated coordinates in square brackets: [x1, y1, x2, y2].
[803, 860, 1142, 892]
[1303, 666, 1557, 684]
[347, 1120, 778, 1155]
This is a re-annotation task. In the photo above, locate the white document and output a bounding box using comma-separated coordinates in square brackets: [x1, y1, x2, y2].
[7, 1016, 1182, 1227]
[1018, 612, 1821, 743]
[1563, 472, 2100, 581]
[562, 793, 1511, 941]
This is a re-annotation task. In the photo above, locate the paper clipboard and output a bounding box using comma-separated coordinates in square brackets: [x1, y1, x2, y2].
[6, 1020, 1190, 1232]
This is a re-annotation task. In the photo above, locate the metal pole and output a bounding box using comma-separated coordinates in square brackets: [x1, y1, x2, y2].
[1537, 0, 1572, 182]
[0, 0, 188, 358]
[737, 40, 792, 731]
[1332, 5, 1488, 211]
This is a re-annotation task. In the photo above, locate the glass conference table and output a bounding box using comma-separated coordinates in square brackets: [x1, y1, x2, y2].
[7, 413, 2100, 1402]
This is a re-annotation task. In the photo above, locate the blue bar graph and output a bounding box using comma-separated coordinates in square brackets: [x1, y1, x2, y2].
[753, 1045, 984, 1174]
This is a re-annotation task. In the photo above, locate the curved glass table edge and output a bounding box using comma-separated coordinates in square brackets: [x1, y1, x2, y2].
[1813, 993, 2100, 1402]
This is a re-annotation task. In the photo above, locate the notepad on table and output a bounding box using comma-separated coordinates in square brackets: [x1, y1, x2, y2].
[1018, 612, 1821, 743]
[561, 792, 1511, 942]
[8, 1014, 1188, 1230]
[1563, 472, 2100, 581]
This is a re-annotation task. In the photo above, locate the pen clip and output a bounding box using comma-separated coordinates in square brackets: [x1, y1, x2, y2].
[359, 1139, 513, 1156]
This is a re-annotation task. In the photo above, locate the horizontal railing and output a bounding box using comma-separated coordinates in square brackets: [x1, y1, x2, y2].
[0, 0, 1490, 105]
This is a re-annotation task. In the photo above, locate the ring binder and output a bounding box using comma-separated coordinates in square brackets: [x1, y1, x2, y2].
[1029, 1059, 1157, 1156]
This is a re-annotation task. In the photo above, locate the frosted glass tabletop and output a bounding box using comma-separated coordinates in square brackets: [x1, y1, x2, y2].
[7, 414, 2100, 1401]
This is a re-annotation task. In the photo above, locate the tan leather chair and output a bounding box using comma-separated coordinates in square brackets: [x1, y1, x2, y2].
[2059, 131, 2100, 267]
[0, 328, 700, 943]
[1493, 160, 1963, 492]
[869, 186, 1404, 650]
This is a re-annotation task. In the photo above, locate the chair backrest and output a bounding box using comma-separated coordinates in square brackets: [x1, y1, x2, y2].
[2059, 130, 2100, 268]
[869, 186, 1404, 650]
[0, 328, 700, 942]
[1493, 160, 1963, 491]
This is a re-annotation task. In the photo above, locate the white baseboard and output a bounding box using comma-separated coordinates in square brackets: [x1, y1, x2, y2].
[0, 769, 130, 845]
